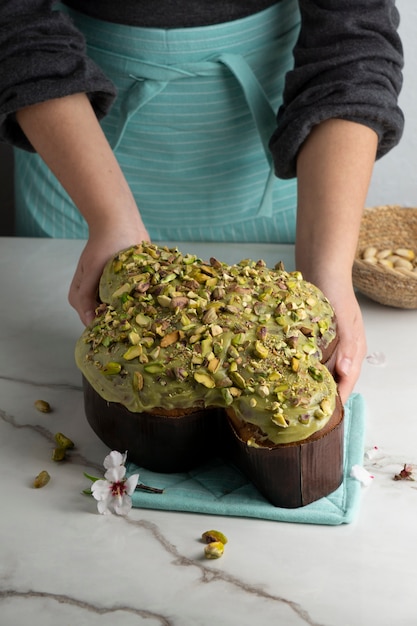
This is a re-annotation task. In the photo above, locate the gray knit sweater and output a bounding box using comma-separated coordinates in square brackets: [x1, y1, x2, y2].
[0, 0, 404, 178]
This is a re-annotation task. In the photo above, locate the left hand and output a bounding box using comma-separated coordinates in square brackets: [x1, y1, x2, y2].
[294, 119, 377, 404]
[320, 282, 367, 405]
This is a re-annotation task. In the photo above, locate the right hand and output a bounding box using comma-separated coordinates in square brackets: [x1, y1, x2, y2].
[68, 219, 150, 326]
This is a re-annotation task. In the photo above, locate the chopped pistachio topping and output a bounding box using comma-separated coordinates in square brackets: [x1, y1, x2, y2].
[75, 243, 337, 445]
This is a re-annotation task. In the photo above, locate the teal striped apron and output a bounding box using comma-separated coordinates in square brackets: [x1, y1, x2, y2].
[14, 1, 300, 242]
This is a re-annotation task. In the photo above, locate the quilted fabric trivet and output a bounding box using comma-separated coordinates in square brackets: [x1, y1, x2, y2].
[127, 393, 366, 525]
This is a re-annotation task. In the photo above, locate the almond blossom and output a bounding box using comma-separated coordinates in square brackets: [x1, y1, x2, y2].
[90, 450, 139, 516]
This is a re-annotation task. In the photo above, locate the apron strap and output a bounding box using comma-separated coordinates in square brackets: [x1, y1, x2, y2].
[217, 53, 277, 218]
[110, 52, 279, 218]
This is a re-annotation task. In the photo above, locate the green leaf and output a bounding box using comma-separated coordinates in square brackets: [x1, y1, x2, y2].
[83, 472, 101, 483]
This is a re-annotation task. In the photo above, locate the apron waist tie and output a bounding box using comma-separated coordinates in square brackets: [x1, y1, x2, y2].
[111, 52, 277, 218]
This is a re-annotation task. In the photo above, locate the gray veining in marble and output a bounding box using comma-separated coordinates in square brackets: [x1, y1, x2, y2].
[1, 238, 417, 626]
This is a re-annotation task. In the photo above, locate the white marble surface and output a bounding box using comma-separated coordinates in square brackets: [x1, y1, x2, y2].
[1, 237, 417, 626]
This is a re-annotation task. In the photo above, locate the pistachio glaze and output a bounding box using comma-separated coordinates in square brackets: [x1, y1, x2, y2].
[75, 244, 338, 445]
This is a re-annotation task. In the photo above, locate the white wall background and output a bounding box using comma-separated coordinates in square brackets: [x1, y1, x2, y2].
[367, 0, 417, 207]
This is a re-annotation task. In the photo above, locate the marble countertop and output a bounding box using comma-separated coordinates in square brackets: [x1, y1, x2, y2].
[1, 237, 417, 626]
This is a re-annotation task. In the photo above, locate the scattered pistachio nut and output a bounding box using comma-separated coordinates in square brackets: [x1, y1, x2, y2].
[202, 530, 228, 545]
[204, 541, 225, 559]
[54, 432, 75, 450]
[34, 399, 52, 413]
[202, 529, 228, 559]
[52, 447, 66, 462]
[33, 470, 51, 488]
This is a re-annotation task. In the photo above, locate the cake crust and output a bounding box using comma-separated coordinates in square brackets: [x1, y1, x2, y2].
[76, 243, 338, 446]
[76, 243, 344, 507]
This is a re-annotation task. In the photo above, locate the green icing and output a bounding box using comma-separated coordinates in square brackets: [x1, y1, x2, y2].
[75, 243, 338, 445]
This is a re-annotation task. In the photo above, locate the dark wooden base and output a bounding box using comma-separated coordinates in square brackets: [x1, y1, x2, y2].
[82, 378, 344, 508]
[224, 396, 344, 508]
[82, 377, 222, 473]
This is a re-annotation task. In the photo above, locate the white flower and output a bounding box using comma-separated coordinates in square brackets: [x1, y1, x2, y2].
[350, 464, 374, 487]
[103, 450, 128, 470]
[91, 450, 139, 516]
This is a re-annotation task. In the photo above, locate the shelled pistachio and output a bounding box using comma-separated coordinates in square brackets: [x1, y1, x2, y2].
[33, 470, 51, 488]
[204, 542, 225, 559]
[360, 246, 417, 274]
[34, 399, 52, 413]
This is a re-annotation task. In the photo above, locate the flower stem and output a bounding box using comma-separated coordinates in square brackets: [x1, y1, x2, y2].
[135, 482, 164, 494]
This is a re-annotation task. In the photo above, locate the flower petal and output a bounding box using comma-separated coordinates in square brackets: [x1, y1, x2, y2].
[104, 466, 126, 483]
[103, 450, 126, 469]
[125, 474, 140, 495]
[91, 479, 111, 501]
[97, 499, 111, 514]
[350, 464, 374, 487]
[113, 496, 132, 516]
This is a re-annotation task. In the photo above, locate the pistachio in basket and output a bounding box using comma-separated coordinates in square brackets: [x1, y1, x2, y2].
[353, 205, 417, 308]
[360, 246, 417, 275]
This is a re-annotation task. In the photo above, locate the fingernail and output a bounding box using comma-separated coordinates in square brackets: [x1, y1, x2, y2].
[339, 357, 352, 376]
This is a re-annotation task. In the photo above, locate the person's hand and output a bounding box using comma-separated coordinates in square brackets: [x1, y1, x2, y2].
[294, 119, 377, 404]
[319, 281, 367, 405]
[68, 219, 150, 326]
[15, 93, 151, 326]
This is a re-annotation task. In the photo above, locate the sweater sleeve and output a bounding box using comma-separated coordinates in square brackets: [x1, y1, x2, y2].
[0, 0, 116, 150]
[269, 0, 404, 179]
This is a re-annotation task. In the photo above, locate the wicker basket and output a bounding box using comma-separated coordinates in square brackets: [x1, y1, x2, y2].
[352, 205, 417, 309]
